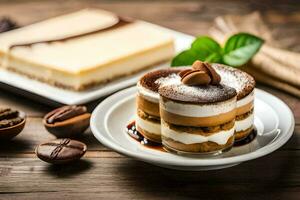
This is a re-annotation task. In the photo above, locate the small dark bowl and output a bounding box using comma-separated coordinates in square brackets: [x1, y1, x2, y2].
[43, 113, 91, 138]
[0, 111, 26, 140]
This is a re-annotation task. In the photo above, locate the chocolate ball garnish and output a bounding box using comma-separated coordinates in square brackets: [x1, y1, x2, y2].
[43, 105, 91, 138]
[180, 60, 221, 86]
[35, 138, 87, 164]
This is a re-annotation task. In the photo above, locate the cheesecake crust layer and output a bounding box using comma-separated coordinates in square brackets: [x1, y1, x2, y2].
[235, 126, 254, 141]
[136, 109, 161, 142]
[162, 136, 234, 153]
[166, 120, 235, 136]
[137, 109, 160, 123]
[136, 125, 161, 143]
[237, 101, 254, 116]
[136, 95, 160, 117]
[6, 57, 170, 91]
[236, 108, 254, 121]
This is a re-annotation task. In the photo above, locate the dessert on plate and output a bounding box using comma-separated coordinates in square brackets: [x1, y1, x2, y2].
[159, 61, 237, 154]
[0, 9, 175, 91]
[214, 64, 255, 141]
[136, 68, 182, 143]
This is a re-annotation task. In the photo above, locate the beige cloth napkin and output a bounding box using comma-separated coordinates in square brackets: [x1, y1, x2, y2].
[209, 12, 300, 98]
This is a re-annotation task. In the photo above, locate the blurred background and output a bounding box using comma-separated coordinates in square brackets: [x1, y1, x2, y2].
[0, 0, 299, 51]
[0, 0, 299, 100]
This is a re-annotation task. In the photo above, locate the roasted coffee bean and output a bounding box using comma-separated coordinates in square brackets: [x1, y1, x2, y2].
[0, 109, 19, 121]
[43, 105, 91, 138]
[0, 117, 23, 128]
[0, 108, 26, 140]
[46, 105, 87, 124]
[35, 138, 87, 164]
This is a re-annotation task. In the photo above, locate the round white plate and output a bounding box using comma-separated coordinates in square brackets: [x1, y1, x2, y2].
[90, 87, 294, 171]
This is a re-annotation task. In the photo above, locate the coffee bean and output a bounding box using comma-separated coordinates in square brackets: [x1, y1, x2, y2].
[43, 105, 91, 138]
[35, 138, 87, 164]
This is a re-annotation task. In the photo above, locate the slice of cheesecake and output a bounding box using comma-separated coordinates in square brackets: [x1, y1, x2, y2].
[0, 9, 175, 90]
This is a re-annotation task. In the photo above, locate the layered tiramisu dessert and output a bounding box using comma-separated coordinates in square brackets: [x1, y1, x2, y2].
[159, 61, 237, 154]
[0, 9, 175, 90]
[136, 69, 181, 143]
[214, 64, 255, 141]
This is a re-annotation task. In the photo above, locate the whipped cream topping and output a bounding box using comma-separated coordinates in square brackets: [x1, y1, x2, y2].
[160, 97, 236, 117]
[161, 121, 234, 145]
[137, 73, 181, 103]
[237, 90, 254, 108]
[236, 112, 254, 132]
[136, 115, 161, 135]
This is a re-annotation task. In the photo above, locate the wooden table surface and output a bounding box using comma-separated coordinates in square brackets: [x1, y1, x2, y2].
[0, 1, 300, 199]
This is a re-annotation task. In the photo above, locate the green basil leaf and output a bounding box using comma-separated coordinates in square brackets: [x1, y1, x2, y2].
[171, 36, 223, 67]
[191, 36, 222, 55]
[223, 33, 264, 67]
[191, 36, 222, 60]
[171, 50, 200, 67]
[204, 52, 223, 63]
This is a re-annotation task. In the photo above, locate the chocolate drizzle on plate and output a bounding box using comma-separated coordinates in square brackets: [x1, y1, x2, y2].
[126, 121, 164, 151]
[9, 16, 133, 49]
[234, 129, 257, 147]
[126, 121, 257, 151]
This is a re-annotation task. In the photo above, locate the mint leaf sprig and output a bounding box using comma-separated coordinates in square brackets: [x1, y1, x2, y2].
[171, 33, 264, 67]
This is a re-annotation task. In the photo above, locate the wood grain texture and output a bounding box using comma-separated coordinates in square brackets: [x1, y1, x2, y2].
[0, 0, 299, 199]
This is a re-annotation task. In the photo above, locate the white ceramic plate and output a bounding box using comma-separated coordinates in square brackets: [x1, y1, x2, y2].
[90, 86, 294, 171]
[0, 28, 194, 105]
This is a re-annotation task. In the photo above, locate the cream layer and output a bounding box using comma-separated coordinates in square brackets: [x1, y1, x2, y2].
[161, 121, 235, 145]
[236, 112, 254, 132]
[137, 82, 159, 103]
[160, 97, 236, 118]
[1, 43, 173, 90]
[136, 115, 161, 135]
[237, 91, 254, 108]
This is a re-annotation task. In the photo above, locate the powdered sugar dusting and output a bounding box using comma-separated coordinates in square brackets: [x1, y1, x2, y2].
[138, 69, 182, 103]
[213, 64, 255, 99]
[159, 83, 237, 103]
[155, 73, 181, 86]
